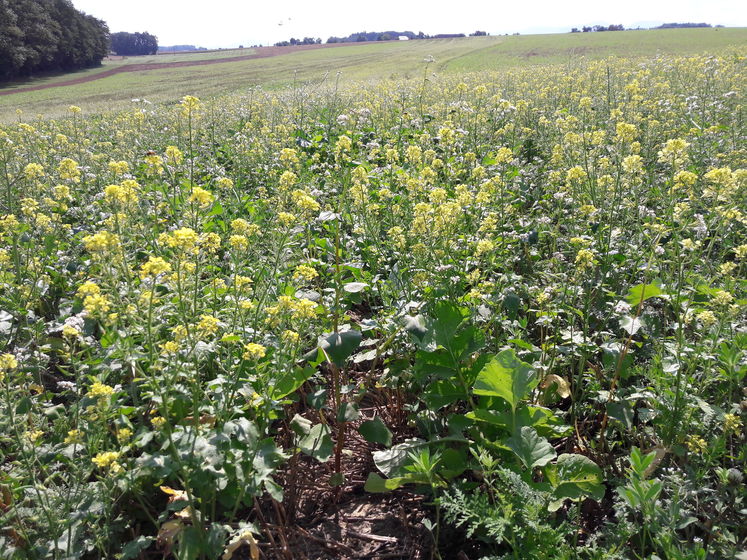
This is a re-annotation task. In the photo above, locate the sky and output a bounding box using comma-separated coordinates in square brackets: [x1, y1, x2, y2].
[70, 0, 747, 49]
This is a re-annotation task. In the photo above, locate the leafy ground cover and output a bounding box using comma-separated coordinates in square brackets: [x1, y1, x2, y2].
[0, 51, 745, 559]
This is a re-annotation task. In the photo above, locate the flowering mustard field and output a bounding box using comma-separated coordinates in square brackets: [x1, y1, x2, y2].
[0, 53, 745, 559]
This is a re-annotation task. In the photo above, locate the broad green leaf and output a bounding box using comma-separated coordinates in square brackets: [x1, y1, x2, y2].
[318, 329, 362, 367]
[343, 282, 368, 293]
[506, 426, 556, 469]
[359, 417, 392, 446]
[620, 315, 644, 335]
[625, 282, 665, 306]
[16, 397, 32, 414]
[423, 379, 467, 410]
[373, 439, 424, 477]
[467, 405, 569, 437]
[298, 423, 333, 462]
[121, 536, 155, 560]
[264, 479, 284, 502]
[177, 526, 201, 560]
[271, 366, 314, 400]
[431, 301, 465, 348]
[439, 447, 468, 479]
[329, 472, 345, 487]
[546, 454, 604, 511]
[364, 472, 430, 493]
[473, 349, 537, 411]
[502, 292, 521, 316]
[336, 401, 360, 423]
[403, 314, 428, 342]
[289, 414, 312, 436]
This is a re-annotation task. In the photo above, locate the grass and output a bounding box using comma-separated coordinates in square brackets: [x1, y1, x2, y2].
[1, 28, 745, 120]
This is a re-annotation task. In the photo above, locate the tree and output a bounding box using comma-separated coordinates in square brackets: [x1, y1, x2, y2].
[110, 31, 158, 56]
[0, 0, 108, 81]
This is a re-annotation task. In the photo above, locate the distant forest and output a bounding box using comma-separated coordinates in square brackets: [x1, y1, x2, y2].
[571, 22, 719, 32]
[0, 0, 109, 81]
[158, 45, 208, 53]
[273, 30, 489, 46]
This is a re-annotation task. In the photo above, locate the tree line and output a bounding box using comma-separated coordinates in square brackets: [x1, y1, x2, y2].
[0, 0, 109, 81]
[274, 37, 321, 47]
[110, 32, 158, 56]
[570, 24, 625, 33]
[570, 22, 718, 33]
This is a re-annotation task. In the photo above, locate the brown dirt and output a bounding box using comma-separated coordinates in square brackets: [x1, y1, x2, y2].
[0, 43, 364, 97]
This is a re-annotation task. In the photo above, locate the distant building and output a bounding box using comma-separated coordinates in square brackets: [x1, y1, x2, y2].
[398, 36, 409, 41]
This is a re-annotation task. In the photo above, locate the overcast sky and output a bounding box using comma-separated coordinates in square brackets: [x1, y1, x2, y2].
[70, 0, 746, 49]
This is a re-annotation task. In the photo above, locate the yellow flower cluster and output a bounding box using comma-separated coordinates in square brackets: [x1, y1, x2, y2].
[92, 451, 123, 474]
[188, 187, 214, 208]
[0, 353, 17, 382]
[87, 381, 115, 399]
[165, 145, 184, 165]
[575, 249, 595, 270]
[293, 264, 318, 282]
[291, 189, 320, 214]
[63, 324, 81, 338]
[84, 294, 112, 316]
[160, 227, 199, 252]
[104, 181, 139, 205]
[723, 413, 742, 435]
[24, 162, 45, 180]
[58, 158, 81, 182]
[108, 160, 130, 175]
[140, 256, 171, 278]
[243, 342, 267, 360]
[83, 231, 121, 253]
[180, 95, 201, 117]
[196, 315, 220, 337]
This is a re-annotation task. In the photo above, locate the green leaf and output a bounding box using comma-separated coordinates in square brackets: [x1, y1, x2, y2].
[546, 454, 604, 510]
[177, 526, 202, 560]
[620, 315, 644, 335]
[336, 402, 360, 423]
[219, 334, 241, 343]
[467, 406, 568, 437]
[364, 472, 430, 493]
[290, 414, 312, 436]
[373, 439, 424, 477]
[264, 479, 284, 501]
[439, 447, 468, 479]
[473, 349, 537, 411]
[16, 397, 32, 414]
[317, 329, 362, 367]
[625, 282, 665, 306]
[121, 536, 155, 560]
[271, 366, 314, 400]
[306, 387, 327, 409]
[359, 417, 392, 446]
[343, 282, 368, 293]
[403, 314, 428, 342]
[423, 379, 467, 410]
[298, 424, 333, 462]
[506, 426, 556, 469]
[431, 301, 465, 348]
[329, 472, 345, 487]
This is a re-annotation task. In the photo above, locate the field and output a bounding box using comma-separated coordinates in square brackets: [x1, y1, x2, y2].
[1, 28, 746, 119]
[0, 28, 746, 560]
